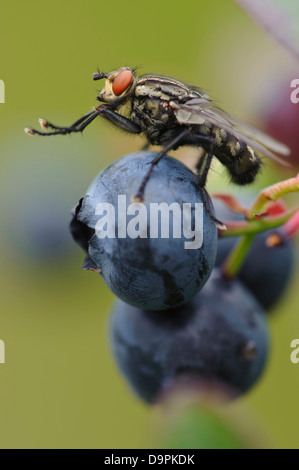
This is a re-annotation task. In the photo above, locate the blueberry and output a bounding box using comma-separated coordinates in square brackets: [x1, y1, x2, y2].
[0, 153, 78, 265]
[70, 151, 217, 310]
[109, 269, 269, 403]
[214, 200, 295, 309]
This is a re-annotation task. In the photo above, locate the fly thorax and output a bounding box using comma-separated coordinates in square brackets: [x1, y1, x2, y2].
[132, 95, 173, 132]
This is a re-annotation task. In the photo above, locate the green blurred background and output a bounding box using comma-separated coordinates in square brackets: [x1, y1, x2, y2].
[0, 0, 298, 449]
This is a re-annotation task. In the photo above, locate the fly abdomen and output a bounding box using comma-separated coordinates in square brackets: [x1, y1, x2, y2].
[211, 127, 262, 185]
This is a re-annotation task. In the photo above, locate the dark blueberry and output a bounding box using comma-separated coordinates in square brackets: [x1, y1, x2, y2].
[109, 269, 269, 404]
[70, 151, 217, 310]
[0, 154, 78, 265]
[214, 199, 295, 309]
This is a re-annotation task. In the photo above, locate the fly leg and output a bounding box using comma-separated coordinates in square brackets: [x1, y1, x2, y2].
[25, 106, 142, 136]
[133, 128, 190, 202]
[199, 185, 225, 228]
[195, 150, 207, 175]
[25, 109, 103, 136]
[195, 151, 220, 225]
[140, 141, 151, 151]
[38, 111, 97, 132]
[193, 136, 225, 228]
[196, 137, 214, 187]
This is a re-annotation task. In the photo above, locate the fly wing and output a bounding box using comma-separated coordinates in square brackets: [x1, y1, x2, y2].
[172, 99, 290, 165]
[227, 118, 290, 156]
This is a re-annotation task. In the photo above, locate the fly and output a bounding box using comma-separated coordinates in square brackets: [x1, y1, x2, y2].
[25, 66, 290, 208]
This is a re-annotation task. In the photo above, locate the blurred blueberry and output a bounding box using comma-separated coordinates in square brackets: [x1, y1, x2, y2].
[110, 269, 269, 403]
[214, 199, 295, 309]
[0, 156, 81, 265]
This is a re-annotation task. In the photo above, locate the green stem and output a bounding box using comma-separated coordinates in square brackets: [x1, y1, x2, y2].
[221, 210, 295, 237]
[249, 173, 299, 219]
[218, 174, 299, 279]
[222, 234, 255, 279]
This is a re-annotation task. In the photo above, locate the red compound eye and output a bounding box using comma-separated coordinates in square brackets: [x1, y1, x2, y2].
[112, 70, 133, 96]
